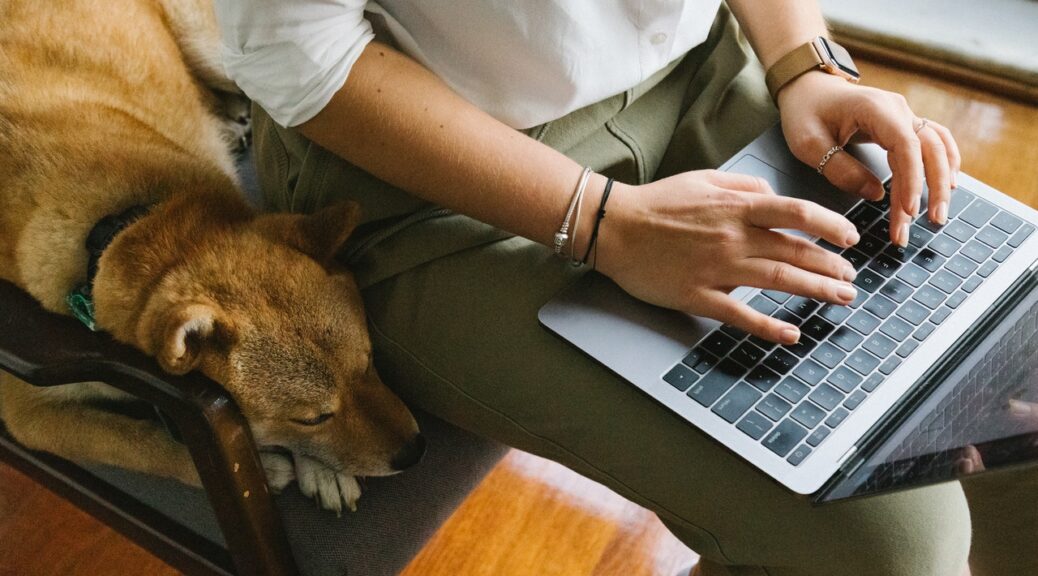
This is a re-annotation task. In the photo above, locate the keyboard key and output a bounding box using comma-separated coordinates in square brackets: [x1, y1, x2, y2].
[712, 383, 763, 423]
[811, 342, 847, 369]
[1007, 224, 1034, 248]
[946, 291, 968, 309]
[849, 290, 869, 309]
[809, 384, 845, 411]
[686, 359, 744, 406]
[961, 275, 984, 293]
[929, 270, 962, 294]
[847, 349, 881, 375]
[977, 260, 998, 278]
[960, 199, 998, 228]
[948, 188, 975, 218]
[912, 248, 945, 273]
[864, 295, 897, 319]
[749, 295, 779, 315]
[719, 324, 748, 341]
[825, 408, 850, 429]
[927, 234, 961, 258]
[895, 263, 929, 287]
[806, 427, 831, 447]
[802, 315, 836, 341]
[731, 341, 767, 368]
[693, 354, 719, 374]
[764, 349, 799, 374]
[847, 310, 882, 334]
[878, 356, 902, 375]
[773, 308, 806, 327]
[907, 225, 934, 248]
[791, 402, 826, 429]
[843, 248, 870, 270]
[762, 420, 809, 457]
[931, 306, 953, 325]
[861, 373, 884, 392]
[746, 365, 783, 392]
[844, 390, 867, 410]
[847, 203, 882, 231]
[945, 220, 976, 243]
[868, 217, 891, 240]
[896, 300, 931, 325]
[853, 269, 884, 293]
[817, 239, 843, 253]
[749, 336, 776, 352]
[793, 359, 827, 386]
[945, 255, 978, 278]
[787, 444, 812, 466]
[757, 394, 793, 421]
[775, 377, 810, 403]
[737, 411, 773, 440]
[863, 333, 897, 358]
[913, 322, 937, 341]
[896, 339, 919, 358]
[701, 331, 738, 358]
[880, 316, 913, 342]
[976, 225, 1009, 248]
[784, 335, 818, 358]
[990, 212, 1023, 234]
[827, 366, 863, 393]
[785, 296, 821, 319]
[879, 278, 913, 303]
[913, 284, 947, 309]
[961, 240, 993, 263]
[830, 326, 865, 352]
[992, 246, 1012, 263]
[763, 290, 792, 304]
[818, 304, 852, 325]
[856, 233, 887, 257]
[664, 364, 699, 391]
[868, 254, 901, 277]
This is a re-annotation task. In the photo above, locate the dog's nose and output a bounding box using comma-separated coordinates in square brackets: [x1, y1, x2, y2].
[390, 434, 427, 471]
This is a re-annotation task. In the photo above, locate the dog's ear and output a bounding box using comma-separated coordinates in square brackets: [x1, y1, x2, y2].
[156, 303, 227, 375]
[256, 201, 362, 266]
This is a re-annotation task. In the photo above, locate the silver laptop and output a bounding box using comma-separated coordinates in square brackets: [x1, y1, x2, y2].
[539, 124, 1038, 503]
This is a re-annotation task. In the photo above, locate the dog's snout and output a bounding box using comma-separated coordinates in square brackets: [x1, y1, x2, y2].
[390, 434, 426, 471]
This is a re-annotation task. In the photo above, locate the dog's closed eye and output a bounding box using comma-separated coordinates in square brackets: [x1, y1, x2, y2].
[292, 413, 335, 426]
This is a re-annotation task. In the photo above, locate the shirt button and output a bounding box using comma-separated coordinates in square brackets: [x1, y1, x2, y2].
[650, 32, 668, 45]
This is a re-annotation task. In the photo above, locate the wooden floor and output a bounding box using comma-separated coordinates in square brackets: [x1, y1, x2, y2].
[1, 60, 1035, 576]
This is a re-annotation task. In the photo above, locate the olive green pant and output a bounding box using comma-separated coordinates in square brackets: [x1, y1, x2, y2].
[252, 7, 1036, 575]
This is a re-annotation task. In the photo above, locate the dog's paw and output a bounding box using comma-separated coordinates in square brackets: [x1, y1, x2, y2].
[217, 91, 252, 153]
[293, 454, 361, 515]
[260, 452, 295, 493]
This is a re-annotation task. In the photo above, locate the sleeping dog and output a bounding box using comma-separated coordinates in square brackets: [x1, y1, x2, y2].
[0, 0, 424, 513]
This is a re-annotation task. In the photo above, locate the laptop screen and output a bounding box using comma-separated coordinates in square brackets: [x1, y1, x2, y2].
[819, 274, 1038, 502]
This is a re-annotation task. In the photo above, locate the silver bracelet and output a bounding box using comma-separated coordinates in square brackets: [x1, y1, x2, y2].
[553, 167, 593, 257]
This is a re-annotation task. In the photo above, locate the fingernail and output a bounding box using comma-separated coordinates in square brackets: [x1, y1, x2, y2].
[935, 201, 948, 225]
[780, 327, 800, 345]
[952, 171, 959, 189]
[1009, 399, 1033, 417]
[845, 229, 860, 246]
[910, 197, 920, 218]
[898, 223, 910, 247]
[843, 265, 857, 282]
[837, 283, 857, 302]
[959, 459, 974, 474]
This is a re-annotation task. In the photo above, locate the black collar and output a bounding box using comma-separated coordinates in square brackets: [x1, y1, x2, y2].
[67, 205, 151, 330]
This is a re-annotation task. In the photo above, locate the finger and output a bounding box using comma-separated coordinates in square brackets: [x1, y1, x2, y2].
[748, 229, 857, 282]
[857, 93, 923, 232]
[745, 195, 860, 248]
[706, 170, 776, 194]
[687, 290, 801, 344]
[917, 125, 952, 224]
[738, 258, 858, 306]
[1009, 399, 1038, 424]
[927, 120, 961, 187]
[818, 147, 886, 201]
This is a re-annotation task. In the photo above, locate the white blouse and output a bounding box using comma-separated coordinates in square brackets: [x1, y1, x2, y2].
[215, 0, 723, 129]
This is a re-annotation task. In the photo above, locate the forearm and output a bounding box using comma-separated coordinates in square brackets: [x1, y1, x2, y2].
[297, 41, 602, 252]
[726, 0, 828, 69]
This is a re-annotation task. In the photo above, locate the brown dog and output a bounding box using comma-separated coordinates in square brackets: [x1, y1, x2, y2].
[0, 0, 423, 512]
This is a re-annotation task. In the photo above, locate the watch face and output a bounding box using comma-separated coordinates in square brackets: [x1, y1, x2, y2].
[817, 37, 861, 79]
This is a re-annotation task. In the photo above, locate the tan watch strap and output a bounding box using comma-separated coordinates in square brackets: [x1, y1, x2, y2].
[765, 42, 823, 101]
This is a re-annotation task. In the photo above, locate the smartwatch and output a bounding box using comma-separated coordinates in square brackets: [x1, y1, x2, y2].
[765, 36, 861, 101]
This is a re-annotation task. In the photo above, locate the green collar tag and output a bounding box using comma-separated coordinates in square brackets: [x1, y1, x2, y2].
[67, 286, 98, 331]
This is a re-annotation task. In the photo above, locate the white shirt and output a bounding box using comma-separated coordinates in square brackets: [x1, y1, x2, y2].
[215, 1, 722, 129]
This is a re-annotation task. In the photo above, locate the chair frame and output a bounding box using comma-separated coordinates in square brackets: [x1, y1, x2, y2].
[0, 279, 299, 575]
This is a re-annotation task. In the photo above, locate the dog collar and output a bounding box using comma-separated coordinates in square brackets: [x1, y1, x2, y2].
[67, 205, 151, 330]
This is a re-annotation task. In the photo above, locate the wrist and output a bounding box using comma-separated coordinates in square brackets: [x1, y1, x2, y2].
[775, 69, 849, 110]
[590, 180, 639, 276]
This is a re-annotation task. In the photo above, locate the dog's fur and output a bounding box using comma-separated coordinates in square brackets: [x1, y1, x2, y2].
[0, 0, 421, 512]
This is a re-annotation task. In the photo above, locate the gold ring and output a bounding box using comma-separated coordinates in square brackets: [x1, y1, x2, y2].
[817, 145, 843, 175]
[914, 118, 930, 134]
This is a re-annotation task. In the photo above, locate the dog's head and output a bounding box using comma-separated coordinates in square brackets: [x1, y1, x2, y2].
[112, 201, 423, 477]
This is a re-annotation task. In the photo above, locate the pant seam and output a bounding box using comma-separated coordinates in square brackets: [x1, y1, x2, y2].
[605, 119, 648, 184]
[365, 311, 736, 565]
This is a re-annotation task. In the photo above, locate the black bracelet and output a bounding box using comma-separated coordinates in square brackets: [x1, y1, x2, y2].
[580, 177, 614, 266]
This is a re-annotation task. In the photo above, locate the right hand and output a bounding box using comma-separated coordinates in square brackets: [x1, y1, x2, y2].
[596, 170, 861, 345]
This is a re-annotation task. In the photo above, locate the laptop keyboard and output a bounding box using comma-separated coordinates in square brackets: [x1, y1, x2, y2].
[662, 185, 1035, 467]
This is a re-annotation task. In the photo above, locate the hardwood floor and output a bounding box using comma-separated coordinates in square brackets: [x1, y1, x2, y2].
[0, 60, 1035, 576]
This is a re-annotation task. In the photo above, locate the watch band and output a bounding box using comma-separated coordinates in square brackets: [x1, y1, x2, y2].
[765, 41, 824, 101]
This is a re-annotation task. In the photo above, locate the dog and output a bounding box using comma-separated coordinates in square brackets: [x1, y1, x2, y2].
[0, 0, 424, 513]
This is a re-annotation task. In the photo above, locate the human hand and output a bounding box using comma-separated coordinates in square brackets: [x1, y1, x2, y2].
[777, 72, 961, 246]
[597, 171, 860, 344]
[954, 399, 1038, 475]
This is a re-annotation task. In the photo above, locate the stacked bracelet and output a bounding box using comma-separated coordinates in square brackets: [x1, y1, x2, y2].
[580, 178, 614, 268]
[553, 167, 593, 258]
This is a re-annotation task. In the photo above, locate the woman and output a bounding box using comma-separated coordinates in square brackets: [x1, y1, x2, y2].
[215, 1, 1035, 574]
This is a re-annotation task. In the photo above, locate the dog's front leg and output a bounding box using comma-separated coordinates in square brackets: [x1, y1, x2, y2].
[292, 454, 362, 515]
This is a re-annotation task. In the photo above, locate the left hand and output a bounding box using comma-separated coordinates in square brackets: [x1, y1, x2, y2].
[777, 72, 961, 247]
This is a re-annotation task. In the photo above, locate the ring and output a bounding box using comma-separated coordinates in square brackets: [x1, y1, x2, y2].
[914, 118, 930, 134]
[817, 145, 843, 175]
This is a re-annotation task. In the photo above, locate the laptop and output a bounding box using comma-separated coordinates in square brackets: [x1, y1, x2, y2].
[539, 123, 1038, 503]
